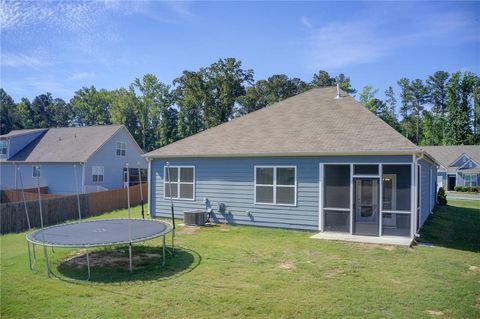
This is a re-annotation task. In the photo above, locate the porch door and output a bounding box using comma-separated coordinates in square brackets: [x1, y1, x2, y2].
[353, 178, 379, 236]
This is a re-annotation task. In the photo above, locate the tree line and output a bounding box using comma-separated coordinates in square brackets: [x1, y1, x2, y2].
[1, 57, 478, 151]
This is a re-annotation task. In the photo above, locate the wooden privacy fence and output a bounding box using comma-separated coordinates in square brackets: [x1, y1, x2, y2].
[0, 187, 62, 203]
[0, 183, 147, 234]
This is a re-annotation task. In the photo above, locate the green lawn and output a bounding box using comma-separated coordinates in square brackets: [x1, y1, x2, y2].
[1, 200, 479, 318]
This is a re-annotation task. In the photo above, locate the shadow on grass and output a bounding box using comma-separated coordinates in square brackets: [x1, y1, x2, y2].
[419, 202, 480, 253]
[55, 245, 201, 283]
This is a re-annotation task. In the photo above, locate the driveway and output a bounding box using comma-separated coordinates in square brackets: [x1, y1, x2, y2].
[446, 192, 480, 201]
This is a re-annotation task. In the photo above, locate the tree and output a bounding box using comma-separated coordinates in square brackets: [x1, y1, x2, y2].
[204, 58, 254, 127]
[445, 71, 476, 145]
[131, 74, 173, 151]
[336, 73, 356, 95]
[359, 85, 378, 109]
[49, 98, 72, 127]
[426, 71, 449, 144]
[15, 98, 34, 129]
[421, 110, 436, 145]
[311, 70, 335, 88]
[385, 86, 397, 119]
[109, 88, 141, 145]
[409, 79, 427, 144]
[0, 89, 18, 134]
[237, 74, 309, 115]
[397, 78, 412, 118]
[474, 84, 480, 143]
[31, 93, 54, 128]
[70, 86, 112, 126]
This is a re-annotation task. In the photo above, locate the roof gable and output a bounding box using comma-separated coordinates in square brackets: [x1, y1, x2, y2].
[8, 125, 127, 163]
[422, 146, 480, 169]
[145, 87, 419, 158]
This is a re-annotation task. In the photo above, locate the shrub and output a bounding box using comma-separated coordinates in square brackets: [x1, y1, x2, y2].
[454, 185, 464, 192]
[467, 186, 478, 193]
[437, 187, 447, 205]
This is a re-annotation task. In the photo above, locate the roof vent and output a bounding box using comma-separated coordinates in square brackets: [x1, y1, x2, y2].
[335, 82, 341, 99]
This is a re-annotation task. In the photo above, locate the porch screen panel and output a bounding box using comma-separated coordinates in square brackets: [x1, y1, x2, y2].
[382, 213, 410, 237]
[324, 165, 350, 209]
[324, 210, 350, 232]
[382, 165, 411, 211]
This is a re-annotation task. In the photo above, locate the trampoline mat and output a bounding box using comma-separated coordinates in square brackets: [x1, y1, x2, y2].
[27, 219, 172, 247]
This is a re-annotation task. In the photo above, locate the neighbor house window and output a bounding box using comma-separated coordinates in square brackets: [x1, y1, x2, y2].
[116, 142, 126, 156]
[92, 166, 104, 183]
[164, 166, 195, 200]
[0, 140, 7, 156]
[32, 165, 41, 178]
[464, 174, 477, 187]
[255, 166, 296, 205]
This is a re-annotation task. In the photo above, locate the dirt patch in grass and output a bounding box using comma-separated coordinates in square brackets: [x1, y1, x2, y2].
[63, 249, 161, 270]
[278, 261, 296, 270]
[304, 250, 321, 257]
[219, 223, 230, 232]
[179, 226, 200, 234]
[468, 265, 479, 272]
[426, 310, 444, 316]
[390, 278, 402, 284]
[325, 268, 345, 279]
[474, 296, 480, 309]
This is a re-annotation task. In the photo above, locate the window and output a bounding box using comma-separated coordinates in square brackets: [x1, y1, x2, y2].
[164, 166, 195, 200]
[464, 174, 477, 187]
[382, 165, 412, 212]
[255, 166, 296, 205]
[92, 166, 104, 183]
[0, 140, 7, 156]
[123, 168, 147, 186]
[353, 164, 379, 175]
[116, 142, 126, 156]
[323, 164, 351, 232]
[32, 165, 41, 178]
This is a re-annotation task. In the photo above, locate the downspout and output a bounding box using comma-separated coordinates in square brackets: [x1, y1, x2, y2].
[414, 152, 425, 237]
[14, 162, 17, 189]
[147, 157, 151, 216]
[81, 161, 86, 194]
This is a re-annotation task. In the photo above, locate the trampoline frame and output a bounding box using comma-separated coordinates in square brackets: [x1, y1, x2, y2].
[26, 218, 175, 280]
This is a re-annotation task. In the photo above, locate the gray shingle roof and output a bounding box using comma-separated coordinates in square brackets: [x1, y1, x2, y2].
[0, 128, 47, 139]
[422, 145, 480, 168]
[6, 125, 125, 162]
[145, 87, 420, 158]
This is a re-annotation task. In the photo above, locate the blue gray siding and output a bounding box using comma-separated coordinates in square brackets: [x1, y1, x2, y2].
[86, 129, 146, 190]
[150, 155, 414, 231]
[7, 130, 46, 159]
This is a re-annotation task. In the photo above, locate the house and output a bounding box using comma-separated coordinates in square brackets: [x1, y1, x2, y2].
[0, 125, 147, 195]
[422, 145, 480, 191]
[144, 87, 437, 244]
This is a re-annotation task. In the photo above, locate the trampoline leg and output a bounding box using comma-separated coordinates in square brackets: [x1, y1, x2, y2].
[43, 245, 51, 278]
[162, 235, 166, 267]
[128, 243, 133, 273]
[33, 243, 36, 260]
[171, 230, 175, 256]
[51, 247, 55, 253]
[27, 241, 32, 270]
[86, 249, 91, 281]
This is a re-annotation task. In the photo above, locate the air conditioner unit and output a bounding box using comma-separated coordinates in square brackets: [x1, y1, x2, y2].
[183, 210, 208, 226]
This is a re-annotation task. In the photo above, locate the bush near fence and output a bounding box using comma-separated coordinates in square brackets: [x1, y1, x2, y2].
[0, 183, 147, 234]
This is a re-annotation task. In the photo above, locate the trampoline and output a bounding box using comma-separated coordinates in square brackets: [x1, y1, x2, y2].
[24, 162, 178, 281]
[26, 219, 174, 280]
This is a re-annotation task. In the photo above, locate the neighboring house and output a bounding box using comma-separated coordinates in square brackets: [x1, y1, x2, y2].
[144, 87, 437, 243]
[423, 145, 480, 191]
[0, 125, 147, 195]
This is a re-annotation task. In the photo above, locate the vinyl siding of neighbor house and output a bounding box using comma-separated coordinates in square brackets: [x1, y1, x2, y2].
[6, 130, 46, 159]
[150, 155, 416, 231]
[450, 155, 471, 168]
[85, 129, 146, 191]
[0, 162, 83, 195]
[418, 158, 436, 228]
[436, 171, 448, 190]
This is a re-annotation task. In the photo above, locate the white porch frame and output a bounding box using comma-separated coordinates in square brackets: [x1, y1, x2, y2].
[319, 161, 415, 238]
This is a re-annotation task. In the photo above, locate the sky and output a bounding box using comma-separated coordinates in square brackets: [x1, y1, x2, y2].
[1, 1, 479, 102]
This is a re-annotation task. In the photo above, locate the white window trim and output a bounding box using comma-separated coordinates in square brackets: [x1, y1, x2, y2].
[464, 174, 477, 187]
[319, 162, 415, 237]
[92, 166, 105, 183]
[254, 165, 297, 206]
[163, 165, 195, 201]
[115, 141, 126, 157]
[32, 165, 41, 178]
[0, 140, 8, 157]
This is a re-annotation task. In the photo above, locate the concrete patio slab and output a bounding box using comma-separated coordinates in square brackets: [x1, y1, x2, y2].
[310, 232, 413, 246]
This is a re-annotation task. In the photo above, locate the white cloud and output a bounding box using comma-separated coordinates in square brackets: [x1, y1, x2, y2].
[68, 72, 97, 81]
[1, 53, 50, 68]
[300, 16, 313, 29]
[304, 7, 479, 71]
